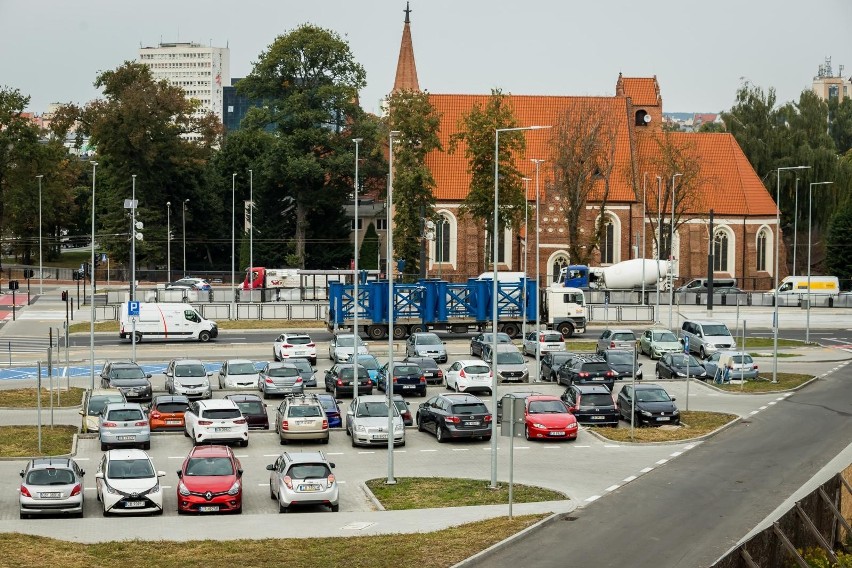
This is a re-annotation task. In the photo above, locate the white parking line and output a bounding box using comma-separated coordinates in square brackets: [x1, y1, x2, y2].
[603, 445, 620, 448]
[670, 451, 682, 457]
[775, 397, 785, 401]
[234, 455, 248, 458]
[605, 485, 620, 492]
[575, 445, 591, 448]
[655, 459, 668, 465]
[768, 401, 777, 406]
[623, 475, 637, 482]
[585, 495, 601, 502]
[393, 450, 406, 453]
[161, 486, 172, 489]
[420, 449, 438, 452]
[542, 446, 560, 449]
[258, 483, 267, 486]
[74, 458, 89, 461]
[326, 452, 345, 455]
[168, 456, 184, 459]
[750, 410, 759, 415]
[263, 454, 279, 457]
[640, 467, 654, 473]
[451, 448, 469, 452]
[357, 451, 375, 455]
[515, 447, 530, 450]
[759, 406, 768, 410]
[85, 487, 96, 491]
[684, 444, 696, 450]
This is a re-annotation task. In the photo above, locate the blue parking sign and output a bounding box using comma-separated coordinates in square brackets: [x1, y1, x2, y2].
[128, 301, 140, 317]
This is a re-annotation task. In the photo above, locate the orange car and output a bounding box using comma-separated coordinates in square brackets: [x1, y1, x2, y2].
[149, 394, 191, 431]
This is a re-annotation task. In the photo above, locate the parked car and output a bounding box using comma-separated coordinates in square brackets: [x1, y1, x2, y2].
[444, 359, 492, 394]
[273, 332, 317, 365]
[216, 359, 260, 390]
[354, 354, 382, 384]
[556, 354, 616, 390]
[164, 359, 212, 400]
[416, 393, 492, 443]
[616, 383, 680, 426]
[680, 320, 736, 359]
[267, 451, 339, 513]
[638, 328, 682, 359]
[95, 449, 165, 516]
[596, 329, 637, 354]
[99, 402, 151, 451]
[601, 349, 643, 381]
[148, 394, 191, 432]
[377, 361, 427, 396]
[405, 332, 448, 363]
[522, 330, 566, 356]
[275, 394, 329, 444]
[655, 352, 708, 380]
[470, 332, 512, 358]
[286, 357, 316, 387]
[258, 362, 304, 398]
[80, 389, 125, 433]
[519, 395, 579, 441]
[316, 394, 343, 428]
[184, 398, 249, 447]
[176, 445, 243, 515]
[224, 393, 269, 430]
[99, 361, 152, 402]
[328, 333, 369, 363]
[539, 352, 575, 383]
[703, 351, 759, 382]
[561, 384, 619, 426]
[19, 458, 85, 519]
[345, 394, 405, 447]
[404, 356, 443, 385]
[482, 343, 529, 383]
[166, 277, 211, 291]
[392, 394, 414, 426]
[323, 363, 373, 398]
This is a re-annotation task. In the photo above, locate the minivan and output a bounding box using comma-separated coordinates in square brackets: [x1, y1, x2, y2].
[680, 320, 736, 359]
[677, 278, 737, 293]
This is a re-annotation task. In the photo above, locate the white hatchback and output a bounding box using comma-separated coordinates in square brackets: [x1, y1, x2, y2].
[273, 333, 317, 365]
[95, 449, 165, 516]
[522, 330, 566, 356]
[444, 359, 493, 394]
[184, 399, 249, 447]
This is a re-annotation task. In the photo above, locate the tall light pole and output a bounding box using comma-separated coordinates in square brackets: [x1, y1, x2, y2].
[352, 138, 363, 400]
[248, 168, 253, 299]
[792, 177, 800, 276]
[668, 173, 682, 331]
[655, 175, 662, 317]
[641, 172, 647, 305]
[773, 165, 810, 383]
[387, 130, 400, 485]
[182, 199, 189, 276]
[36, 175, 44, 295]
[490, 125, 550, 490]
[231, 173, 237, 317]
[806, 181, 832, 344]
[166, 202, 171, 283]
[531, 159, 545, 384]
[521, 176, 531, 342]
[127, 175, 139, 362]
[89, 161, 97, 392]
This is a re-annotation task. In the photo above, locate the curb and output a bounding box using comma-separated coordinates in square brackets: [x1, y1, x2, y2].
[584, 414, 741, 446]
[450, 512, 569, 568]
[360, 481, 385, 511]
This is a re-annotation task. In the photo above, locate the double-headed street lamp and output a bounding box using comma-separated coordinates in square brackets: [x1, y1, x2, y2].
[166, 202, 171, 283]
[772, 165, 810, 383]
[36, 175, 44, 295]
[806, 181, 833, 344]
[182, 199, 189, 276]
[521, 176, 531, 342]
[387, 130, 401, 485]
[490, 125, 550, 490]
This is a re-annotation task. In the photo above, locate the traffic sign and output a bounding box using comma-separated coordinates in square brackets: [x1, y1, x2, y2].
[683, 336, 689, 353]
[128, 301, 140, 317]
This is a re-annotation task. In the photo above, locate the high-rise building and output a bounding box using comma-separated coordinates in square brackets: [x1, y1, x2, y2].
[812, 57, 851, 103]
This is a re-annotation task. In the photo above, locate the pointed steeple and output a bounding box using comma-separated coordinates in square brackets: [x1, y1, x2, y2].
[393, 2, 420, 93]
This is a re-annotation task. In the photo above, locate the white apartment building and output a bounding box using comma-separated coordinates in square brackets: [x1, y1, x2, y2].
[138, 42, 230, 138]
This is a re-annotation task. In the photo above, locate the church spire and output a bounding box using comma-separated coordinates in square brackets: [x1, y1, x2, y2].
[393, 2, 420, 93]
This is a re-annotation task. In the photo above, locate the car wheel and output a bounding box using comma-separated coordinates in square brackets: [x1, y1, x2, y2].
[273, 350, 280, 362]
[482, 435, 491, 442]
[417, 414, 424, 432]
[269, 483, 276, 500]
[321, 436, 329, 445]
[142, 441, 150, 450]
[198, 330, 211, 343]
[333, 386, 340, 398]
[351, 435, 358, 447]
[134, 332, 143, 343]
[330, 504, 340, 512]
[102, 507, 110, 517]
[191, 430, 198, 445]
[241, 439, 249, 448]
[100, 442, 108, 451]
[436, 426, 445, 443]
[153, 508, 163, 516]
[524, 426, 531, 441]
[310, 358, 317, 366]
[19, 511, 28, 520]
[655, 369, 661, 380]
[445, 379, 453, 391]
[699, 346, 706, 359]
[278, 500, 288, 514]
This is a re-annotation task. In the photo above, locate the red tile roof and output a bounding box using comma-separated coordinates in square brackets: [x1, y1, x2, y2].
[393, 22, 420, 93]
[619, 77, 660, 107]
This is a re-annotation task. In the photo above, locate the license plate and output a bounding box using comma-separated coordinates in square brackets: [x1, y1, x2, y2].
[550, 431, 566, 436]
[590, 416, 605, 420]
[372, 434, 388, 440]
[298, 484, 321, 492]
[592, 378, 604, 381]
[464, 421, 480, 426]
[166, 420, 181, 425]
[214, 427, 231, 432]
[657, 416, 671, 421]
[124, 501, 145, 508]
[403, 385, 414, 389]
[294, 351, 305, 355]
[127, 390, 138, 396]
[117, 435, 135, 441]
[198, 505, 219, 512]
[296, 420, 311, 425]
[40, 492, 61, 498]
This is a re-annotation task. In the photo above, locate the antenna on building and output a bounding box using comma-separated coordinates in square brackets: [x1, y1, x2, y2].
[840, 64, 845, 78]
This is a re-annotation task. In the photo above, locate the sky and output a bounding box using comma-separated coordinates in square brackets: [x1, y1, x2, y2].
[2, 0, 851, 116]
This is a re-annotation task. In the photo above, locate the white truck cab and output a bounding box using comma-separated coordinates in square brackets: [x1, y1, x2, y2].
[543, 286, 587, 337]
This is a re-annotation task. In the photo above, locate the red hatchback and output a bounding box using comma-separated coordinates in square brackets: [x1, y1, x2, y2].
[523, 395, 579, 441]
[176, 445, 243, 514]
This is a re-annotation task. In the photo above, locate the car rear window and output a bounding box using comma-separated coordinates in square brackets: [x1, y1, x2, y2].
[394, 365, 420, 375]
[393, 400, 409, 413]
[606, 351, 635, 364]
[234, 401, 264, 415]
[287, 336, 312, 345]
[289, 359, 313, 372]
[287, 463, 331, 480]
[528, 400, 567, 413]
[412, 359, 438, 370]
[175, 364, 206, 377]
[26, 468, 75, 485]
[452, 403, 488, 414]
[732, 355, 754, 364]
[106, 409, 144, 421]
[185, 457, 234, 476]
[288, 405, 323, 417]
[202, 408, 242, 420]
[541, 333, 563, 342]
[341, 367, 369, 380]
[318, 398, 338, 412]
[580, 362, 611, 373]
[579, 393, 614, 407]
[156, 402, 189, 414]
[356, 356, 379, 370]
[268, 367, 299, 378]
[612, 333, 636, 341]
[463, 365, 490, 375]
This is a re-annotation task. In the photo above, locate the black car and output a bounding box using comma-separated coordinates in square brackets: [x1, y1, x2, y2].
[378, 362, 427, 397]
[540, 352, 575, 382]
[616, 384, 680, 426]
[561, 384, 619, 426]
[469, 332, 512, 358]
[99, 361, 152, 402]
[416, 393, 492, 443]
[556, 354, 616, 391]
[393, 395, 414, 426]
[224, 393, 270, 430]
[323, 364, 373, 398]
[655, 352, 708, 380]
[601, 349, 643, 381]
[403, 356, 443, 385]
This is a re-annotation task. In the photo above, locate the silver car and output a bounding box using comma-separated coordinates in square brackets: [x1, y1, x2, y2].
[483, 344, 529, 383]
[345, 395, 405, 447]
[328, 333, 369, 363]
[405, 332, 448, 363]
[99, 402, 151, 451]
[596, 329, 637, 354]
[703, 351, 759, 382]
[259, 362, 304, 398]
[216, 359, 260, 389]
[19, 458, 85, 519]
[267, 451, 339, 513]
[165, 359, 212, 399]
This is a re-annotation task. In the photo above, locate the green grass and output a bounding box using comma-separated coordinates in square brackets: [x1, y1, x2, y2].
[743, 337, 811, 348]
[0, 387, 84, 408]
[44, 250, 92, 269]
[566, 341, 596, 351]
[592, 411, 737, 443]
[0, 515, 548, 568]
[365, 477, 566, 510]
[714, 372, 814, 392]
[748, 352, 800, 358]
[0, 425, 77, 457]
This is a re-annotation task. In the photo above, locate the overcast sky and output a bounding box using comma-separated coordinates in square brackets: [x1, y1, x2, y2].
[2, 0, 850, 116]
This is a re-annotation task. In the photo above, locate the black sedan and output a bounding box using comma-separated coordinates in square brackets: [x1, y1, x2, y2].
[469, 332, 512, 358]
[540, 352, 574, 382]
[223, 393, 269, 430]
[616, 384, 680, 426]
[416, 393, 492, 443]
[99, 361, 152, 402]
[323, 364, 373, 398]
[601, 349, 643, 381]
[655, 352, 708, 380]
[403, 356, 443, 385]
[377, 362, 427, 397]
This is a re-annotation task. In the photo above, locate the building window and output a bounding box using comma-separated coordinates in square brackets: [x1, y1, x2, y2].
[713, 230, 729, 272]
[350, 218, 362, 231]
[552, 254, 569, 283]
[486, 227, 506, 264]
[434, 216, 451, 263]
[756, 229, 768, 271]
[376, 218, 388, 231]
[601, 220, 615, 264]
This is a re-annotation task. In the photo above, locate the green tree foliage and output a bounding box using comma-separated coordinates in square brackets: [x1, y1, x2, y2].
[828, 97, 852, 154]
[386, 90, 442, 275]
[358, 222, 380, 270]
[698, 122, 726, 133]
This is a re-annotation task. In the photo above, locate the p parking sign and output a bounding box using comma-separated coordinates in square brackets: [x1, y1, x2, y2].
[128, 301, 140, 317]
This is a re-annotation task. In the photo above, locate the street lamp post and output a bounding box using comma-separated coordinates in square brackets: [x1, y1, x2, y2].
[36, 175, 44, 295]
[89, 161, 97, 392]
[773, 165, 810, 383]
[166, 202, 171, 283]
[668, 173, 682, 331]
[490, 125, 550, 490]
[806, 181, 832, 344]
[231, 173, 237, 317]
[655, 175, 662, 317]
[128, 175, 139, 362]
[182, 199, 189, 276]
[531, 159, 545, 383]
[249, 169, 253, 301]
[521, 176, 531, 342]
[387, 130, 400, 485]
[352, 138, 363, 400]
[792, 177, 800, 276]
[641, 172, 647, 305]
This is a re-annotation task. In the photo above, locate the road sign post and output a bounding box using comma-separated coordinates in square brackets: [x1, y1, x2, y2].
[128, 301, 140, 362]
[684, 336, 690, 411]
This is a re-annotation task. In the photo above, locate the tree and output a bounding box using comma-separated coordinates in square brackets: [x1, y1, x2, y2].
[828, 97, 852, 155]
[358, 222, 380, 270]
[698, 122, 726, 133]
[386, 90, 442, 276]
[825, 204, 852, 282]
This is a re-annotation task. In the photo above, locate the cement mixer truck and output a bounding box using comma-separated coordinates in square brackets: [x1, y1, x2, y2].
[559, 259, 670, 290]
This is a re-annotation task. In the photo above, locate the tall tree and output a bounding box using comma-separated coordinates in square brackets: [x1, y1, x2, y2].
[386, 90, 442, 276]
[358, 222, 380, 270]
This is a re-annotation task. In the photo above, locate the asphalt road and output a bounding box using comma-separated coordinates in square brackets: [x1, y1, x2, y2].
[470, 359, 852, 567]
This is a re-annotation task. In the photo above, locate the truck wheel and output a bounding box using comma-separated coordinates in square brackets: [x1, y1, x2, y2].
[198, 330, 211, 342]
[501, 323, 519, 338]
[392, 325, 407, 340]
[557, 322, 575, 338]
[410, 324, 425, 334]
[368, 325, 386, 340]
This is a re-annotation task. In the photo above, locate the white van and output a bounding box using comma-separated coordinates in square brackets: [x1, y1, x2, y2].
[775, 275, 839, 296]
[119, 302, 218, 343]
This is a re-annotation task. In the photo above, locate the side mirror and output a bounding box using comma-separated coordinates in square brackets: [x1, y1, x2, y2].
[237, 469, 243, 477]
[671, 397, 677, 402]
[165, 372, 173, 377]
[336, 400, 343, 405]
[265, 464, 275, 471]
[330, 463, 336, 469]
[206, 372, 213, 377]
[176, 471, 182, 478]
[157, 471, 166, 477]
[19, 470, 24, 478]
[146, 374, 152, 379]
[81, 470, 85, 476]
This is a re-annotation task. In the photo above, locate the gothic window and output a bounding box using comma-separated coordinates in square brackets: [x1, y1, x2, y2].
[601, 220, 615, 264]
[552, 254, 569, 283]
[756, 229, 768, 272]
[713, 230, 729, 272]
[434, 216, 451, 263]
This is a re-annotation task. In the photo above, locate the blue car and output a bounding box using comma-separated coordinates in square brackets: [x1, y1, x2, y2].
[354, 354, 382, 385]
[316, 394, 342, 428]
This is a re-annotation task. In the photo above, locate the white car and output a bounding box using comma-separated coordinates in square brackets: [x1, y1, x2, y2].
[522, 330, 566, 356]
[444, 359, 492, 394]
[216, 359, 260, 389]
[166, 277, 211, 291]
[95, 449, 165, 516]
[345, 395, 405, 447]
[328, 333, 369, 363]
[184, 399, 249, 447]
[273, 333, 317, 365]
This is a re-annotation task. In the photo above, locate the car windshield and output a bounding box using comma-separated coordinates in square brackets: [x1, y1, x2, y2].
[607, 351, 636, 364]
[495, 351, 524, 365]
[356, 356, 379, 370]
[317, 397, 338, 412]
[289, 359, 313, 372]
[528, 400, 568, 414]
[579, 393, 614, 407]
[229, 362, 257, 375]
[356, 401, 397, 418]
[105, 408, 144, 421]
[702, 325, 731, 336]
[185, 457, 234, 476]
[26, 468, 75, 485]
[201, 409, 241, 420]
[335, 336, 362, 348]
[417, 335, 441, 345]
[671, 354, 702, 367]
[268, 367, 299, 378]
[287, 463, 331, 480]
[452, 403, 488, 414]
[155, 402, 189, 414]
[108, 459, 154, 479]
[411, 358, 438, 370]
[612, 332, 635, 341]
[653, 332, 678, 342]
[88, 395, 125, 416]
[234, 401, 264, 415]
[286, 336, 311, 345]
[636, 389, 672, 403]
[111, 368, 145, 380]
[288, 405, 323, 417]
[463, 365, 490, 375]
[175, 364, 206, 377]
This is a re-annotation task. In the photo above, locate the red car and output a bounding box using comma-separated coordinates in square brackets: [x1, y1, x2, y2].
[176, 445, 243, 514]
[522, 395, 579, 441]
